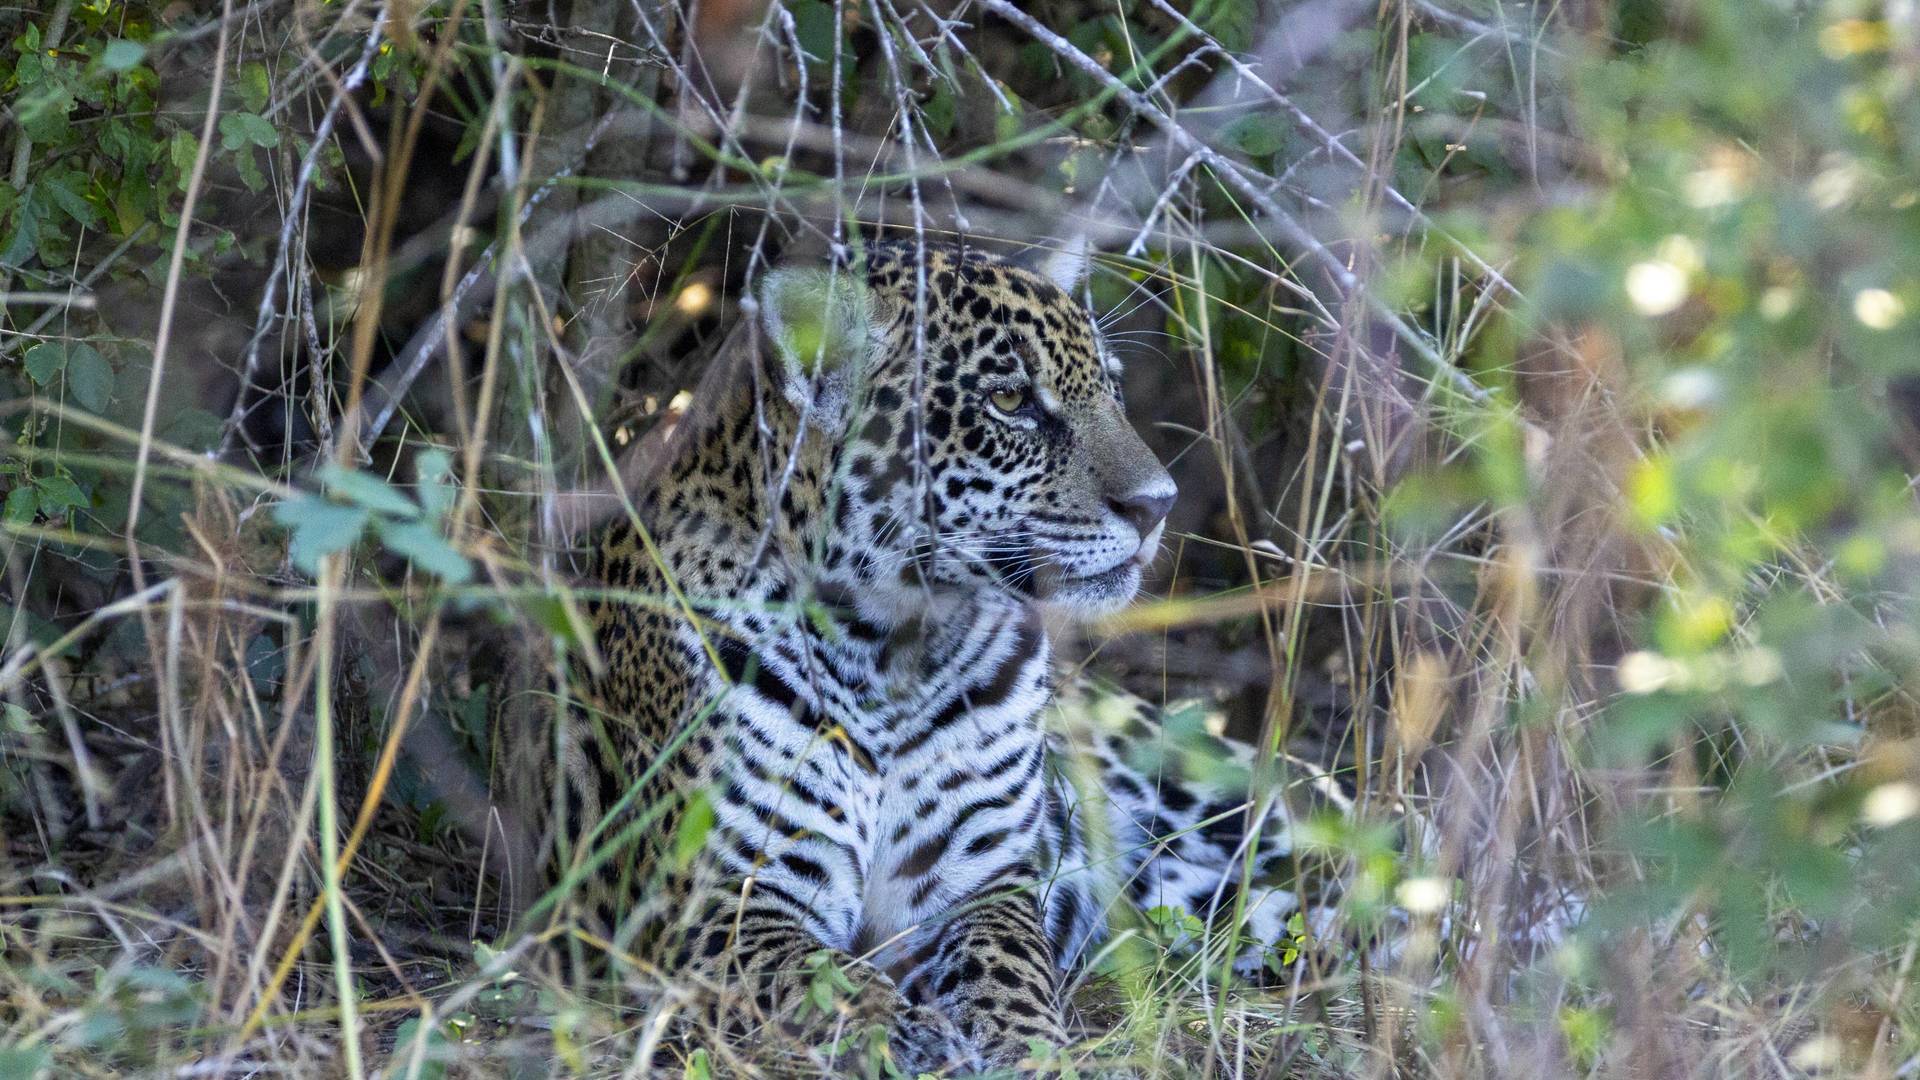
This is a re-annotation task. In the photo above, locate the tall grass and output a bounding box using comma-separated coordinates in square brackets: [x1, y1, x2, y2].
[4, 0, 1919, 1077]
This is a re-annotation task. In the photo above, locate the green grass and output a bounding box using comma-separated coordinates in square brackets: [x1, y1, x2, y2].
[6, 0, 1920, 1077]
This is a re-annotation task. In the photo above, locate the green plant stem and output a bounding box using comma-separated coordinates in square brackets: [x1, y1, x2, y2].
[313, 557, 366, 1080]
[0, 0, 76, 298]
[5, 0, 75, 193]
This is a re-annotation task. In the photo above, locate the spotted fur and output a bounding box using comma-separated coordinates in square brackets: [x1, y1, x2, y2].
[546, 241, 1327, 1073]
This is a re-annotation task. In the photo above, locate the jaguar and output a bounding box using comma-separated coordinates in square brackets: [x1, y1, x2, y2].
[547, 238, 1327, 1074]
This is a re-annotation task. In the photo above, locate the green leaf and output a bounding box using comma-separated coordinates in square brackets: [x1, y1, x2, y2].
[318, 463, 420, 517]
[14, 45, 43, 86]
[789, 0, 837, 67]
[17, 22, 42, 54]
[414, 448, 457, 520]
[1200, 0, 1257, 53]
[217, 115, 248, 152]
[272, 498, 369, 575]
[922, 82, 956, 139]
[65, 343, 112, 412]
[244, 114, 279, 148]
[244, 632, 285, 686]
[518, 593, 590, 647]
[100, 39, 146, 72]
[4, 485, 37, 525]
[391, 1016, 449, 1080]
[22, 342, 65, 385]
[0, 1044, 51, 1079]
[994, 85, 1026, 144]
[162, 408, 225, 452]
[32, 474, 87, 514]
[1221, 113, 1288, 158]
[671, 790, 715, 871]
[112, 183, 144, 235]
[238, 62, 271, 113]
[43, 170, 99, 229]
[218, 112, 277, 152]
[1, 602, 65, 652]
[1, 192, 42, 267]
[376, 519, 472, 584]
[4, 702, 39, 735]
[169, 130, 198, 182]
[235, 148, 266, 193]
[18, 80, 75, 144]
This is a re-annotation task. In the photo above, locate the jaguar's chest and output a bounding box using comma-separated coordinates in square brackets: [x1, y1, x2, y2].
[707, 593, 1057, 943]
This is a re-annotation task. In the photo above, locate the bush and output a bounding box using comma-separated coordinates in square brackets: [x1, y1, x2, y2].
[3, 1, 1918, 1076]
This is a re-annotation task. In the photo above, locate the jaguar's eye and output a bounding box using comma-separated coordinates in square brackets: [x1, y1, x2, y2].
[990, 387, 1030, 414]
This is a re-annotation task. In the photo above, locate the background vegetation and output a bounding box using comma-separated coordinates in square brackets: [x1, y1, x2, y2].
[4, 0, 1920, 1076]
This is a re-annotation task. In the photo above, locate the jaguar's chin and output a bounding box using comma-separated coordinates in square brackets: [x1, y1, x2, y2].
[1034, 560, 1143, 618]
[1027, 518, 1164, 617]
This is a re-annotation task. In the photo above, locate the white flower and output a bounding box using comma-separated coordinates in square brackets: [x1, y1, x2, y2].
[1660, 369, 1720, 411]
[1656, 235, 1703, 273]
[1396, 876, 1450, 915]
[675, 281, 715, 315]
[1626, 261, 1689, 316]
[1736, 648, 1782, 687]
[1853, 288, 1905, 330]
[1684, 167, 1741, 208]
[1789, 1035, 1843, 1071]
[1617, 650, 1681, 694]
[1758, 287, 1796, 321]
[1862, 781, 1920, 827]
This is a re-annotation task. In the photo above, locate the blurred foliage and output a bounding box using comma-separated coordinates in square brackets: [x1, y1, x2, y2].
[1514, 2, 1920, 984]
[5, 0, 1920, 1075]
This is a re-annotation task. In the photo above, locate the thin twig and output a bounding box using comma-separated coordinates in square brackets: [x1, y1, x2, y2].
[126, 0, 233, 550]
[221, 5, 388, 458]
[0, 0, 77, 300]
[975, 0, 1489, 406]
[1144, 0, 1522, 299]
[1412, 0, 1564, 58]
[0, 223, 154, 358]
[0, 292, 96, 309]
[152, 0, 286, 46]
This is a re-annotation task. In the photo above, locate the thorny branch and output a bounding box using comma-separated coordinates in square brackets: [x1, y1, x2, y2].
[984, 0, 1491, 409]
[222, 6, 389, 458]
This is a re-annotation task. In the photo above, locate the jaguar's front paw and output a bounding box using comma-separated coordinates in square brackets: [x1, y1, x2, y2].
[888, 1003, 984, 1076]
[974, 1025, 1068, 1074]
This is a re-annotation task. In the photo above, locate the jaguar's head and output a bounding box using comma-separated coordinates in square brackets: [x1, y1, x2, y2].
[759, 239, 1175, 618]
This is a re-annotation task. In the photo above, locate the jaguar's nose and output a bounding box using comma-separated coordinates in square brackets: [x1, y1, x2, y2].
[1108, 483, 1176, 538]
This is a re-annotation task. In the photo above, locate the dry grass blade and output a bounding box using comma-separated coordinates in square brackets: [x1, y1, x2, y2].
[3, 1, 1917, 1078]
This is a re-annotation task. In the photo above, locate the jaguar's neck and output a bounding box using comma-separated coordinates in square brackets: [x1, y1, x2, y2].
[636, 357, 849, 602]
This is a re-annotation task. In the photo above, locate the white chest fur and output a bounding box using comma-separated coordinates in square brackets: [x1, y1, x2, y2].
[703, 592, 1055, 952]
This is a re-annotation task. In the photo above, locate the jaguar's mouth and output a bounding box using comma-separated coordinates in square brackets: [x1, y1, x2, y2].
[900, 523, 1160, 614]
[1033, 553, 1154, 616]
[1038, 561, 1142, 611]
[1025, 519, 1164, 616]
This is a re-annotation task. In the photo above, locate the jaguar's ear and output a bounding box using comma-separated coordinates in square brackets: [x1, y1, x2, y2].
[1035, 234, 1092, 294]
[757, 265, 875, 423]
